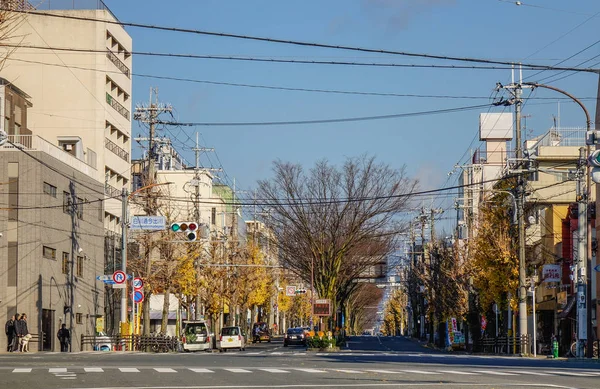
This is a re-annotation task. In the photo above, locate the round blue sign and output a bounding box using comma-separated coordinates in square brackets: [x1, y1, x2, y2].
[133, 290, 144, 304]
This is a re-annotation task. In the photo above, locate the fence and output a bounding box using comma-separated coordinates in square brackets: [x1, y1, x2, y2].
[476, 335, 531, 355]
[81, 334, 181, 352]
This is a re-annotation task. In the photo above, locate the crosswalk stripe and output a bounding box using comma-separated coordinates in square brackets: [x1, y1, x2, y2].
[505, 370, 550, 376]
[437, 370, 479, 375]
[270, 352, 284, 355]
[189, 368, 214, 373]
[12, 369, 31, 373]
[402, 370, 440, 375]
[49, 368, 67, 373]
[260, 368, 289, 373]
[224, 368, 252, 373]
[547, 371, 594, 377]
[473, 370, 517, 376]
[367, 369, 404, 374]
[335, 369, 364, 374]
[154, 368, 177, 373]
[295, 368, 326, 373]
[119, 368, 140, 373]
[84, 368, 104, 373]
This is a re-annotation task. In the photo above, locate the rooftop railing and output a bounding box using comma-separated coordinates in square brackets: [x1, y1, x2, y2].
[31, 0, 119, 22]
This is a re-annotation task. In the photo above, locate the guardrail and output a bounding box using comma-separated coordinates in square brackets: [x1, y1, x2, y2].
[106, 93, 130, 120]
[476, 335, 531, 355]
[81, 334, 181, 352]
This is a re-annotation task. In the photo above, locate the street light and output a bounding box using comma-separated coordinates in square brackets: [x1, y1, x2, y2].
[523, 82, 592, 358]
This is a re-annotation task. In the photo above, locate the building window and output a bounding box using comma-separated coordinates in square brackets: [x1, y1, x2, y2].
[63, 192, 71, 213]
[62, 252, 69, 274]
[43, 182, 57, 198]
[77, 256, 83, 277]
[211, 208, 216, 225]
[43, 246, 56, 260]
[76, 197, 84, 219]
[76, 313, 83, 324]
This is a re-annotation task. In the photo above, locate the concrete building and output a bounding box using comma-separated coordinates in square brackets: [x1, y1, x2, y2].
[1, 0, 132, 233]
[0, 80, 104, 352]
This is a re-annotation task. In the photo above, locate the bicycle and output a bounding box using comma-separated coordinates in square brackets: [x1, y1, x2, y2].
[569, 340, 599, 358]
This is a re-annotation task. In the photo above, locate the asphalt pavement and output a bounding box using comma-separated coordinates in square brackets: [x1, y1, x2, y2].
[0, 335, 598, 389]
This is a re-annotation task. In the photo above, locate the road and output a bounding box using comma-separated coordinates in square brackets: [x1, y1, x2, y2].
[0, 335, 598, 389]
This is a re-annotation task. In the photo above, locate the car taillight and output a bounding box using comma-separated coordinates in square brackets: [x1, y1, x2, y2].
[219, 336, 223, 342]
[181, 336, 186, 344]
[238, 335, 241, 341]
[206, 336, 210, 343]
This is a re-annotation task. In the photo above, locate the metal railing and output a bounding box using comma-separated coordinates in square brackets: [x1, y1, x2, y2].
[3, 134, 33, 148]
[81, 334, 181, 352]
[476, 334, 531, 355]
[106, 49, 130, 78]
[32, 0, 120, 22]
[104, 182, 121, 198]
[105, 137, 129, 162]
[106, 93, 130, 120]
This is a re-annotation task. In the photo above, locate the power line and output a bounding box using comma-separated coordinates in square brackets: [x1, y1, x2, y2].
[159, 104, 493, 127]
[5, 8, 599, 72]
[5, 43, 598, 73]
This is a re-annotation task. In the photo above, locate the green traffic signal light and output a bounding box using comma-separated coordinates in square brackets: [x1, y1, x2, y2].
[170, 223, 181, 232]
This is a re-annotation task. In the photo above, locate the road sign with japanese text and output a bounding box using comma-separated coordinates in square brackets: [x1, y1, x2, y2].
[313, 299, 331, 316]
[130, 215, 166, 231]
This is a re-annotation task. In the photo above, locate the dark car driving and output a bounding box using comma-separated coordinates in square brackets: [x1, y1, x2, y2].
[283, 327, 306, 347]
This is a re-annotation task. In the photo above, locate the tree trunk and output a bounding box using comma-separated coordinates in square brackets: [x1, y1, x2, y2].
[161, 287, 171, 334]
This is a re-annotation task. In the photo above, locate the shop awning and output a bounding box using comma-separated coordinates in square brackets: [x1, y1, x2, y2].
[558, 296, 576, 319]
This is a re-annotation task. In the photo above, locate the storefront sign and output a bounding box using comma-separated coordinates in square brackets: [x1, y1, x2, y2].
[542, 264, 561, 282]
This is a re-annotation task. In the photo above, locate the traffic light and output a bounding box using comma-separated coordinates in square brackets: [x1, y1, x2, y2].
[588, 150, 600, 184]
[170, 222, 198, 241]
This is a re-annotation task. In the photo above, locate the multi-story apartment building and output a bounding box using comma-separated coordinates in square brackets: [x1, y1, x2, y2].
[0, 79, 104, 352]
[1, 1, 132, 233]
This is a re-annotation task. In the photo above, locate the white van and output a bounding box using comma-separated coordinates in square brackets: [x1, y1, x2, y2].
[181, 321, 212, 352]
[219, 326, 245, 351]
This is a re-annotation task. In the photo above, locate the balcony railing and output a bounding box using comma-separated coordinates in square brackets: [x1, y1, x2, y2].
[104, 182, 121, 198]
[105, 137, 129, 162]
[106, 49, 130, 78]
[4, 134, 33, 149]
[106, 93, 130, 120]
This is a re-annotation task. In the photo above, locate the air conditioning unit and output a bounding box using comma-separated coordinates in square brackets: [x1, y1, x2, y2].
[64, 144, 73, 151]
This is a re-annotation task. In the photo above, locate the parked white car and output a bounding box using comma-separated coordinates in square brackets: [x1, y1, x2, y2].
[219, 326, 245, 351]
[182, 321, 212, 352]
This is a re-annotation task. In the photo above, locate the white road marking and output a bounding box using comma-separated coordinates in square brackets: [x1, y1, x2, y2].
[189, 368, 214, 373]
[437, 370, 479, 375]
[367, 369, 404, 374]
[504, 370, 551, 376]
[49, 368, 67, 373]
[154, 368, 177, 373]
[260, 368, 289, 373]
[84, 368, 104, 373]
[224, 368, 252, 373]
[119, 368, 140, 373]
[295, 368, 327, 373]
[473, 370, 517, 376]
[402, 370, 441, 375]
[12, 368, 31, 373]
[335, 369, 364, 374]
[547, 371, 594, 377]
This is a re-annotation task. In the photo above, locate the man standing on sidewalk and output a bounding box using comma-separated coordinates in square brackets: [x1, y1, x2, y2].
[5, 315, 16, 352]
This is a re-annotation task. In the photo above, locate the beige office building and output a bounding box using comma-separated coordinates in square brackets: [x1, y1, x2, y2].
[1, 1, 132, 232]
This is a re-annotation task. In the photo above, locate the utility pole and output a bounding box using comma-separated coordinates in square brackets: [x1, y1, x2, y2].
[576, 147, 588, 358]
[133, 88, 172, 335]
[499, 65, 532, 354]
[120, 188, 128, 329]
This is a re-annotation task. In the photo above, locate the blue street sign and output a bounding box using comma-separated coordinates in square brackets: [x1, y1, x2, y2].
[103, 280, 116, 285]
[133, 290, 145, 304]
[130, 215, 166, 231]
[594, 264, 600, 273]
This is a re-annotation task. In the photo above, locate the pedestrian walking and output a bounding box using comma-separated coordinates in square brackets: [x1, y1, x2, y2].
[5, 315, 16, 352]
[57, 324, 70, 352]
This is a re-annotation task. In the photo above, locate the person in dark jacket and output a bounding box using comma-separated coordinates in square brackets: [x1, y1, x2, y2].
[15, 313, 29, 352]
[57, 324, 70, 352]
[5, 315, 16, 352]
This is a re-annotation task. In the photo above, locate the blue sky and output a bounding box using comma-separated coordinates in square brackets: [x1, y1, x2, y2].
[106, 0, 599, 231]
